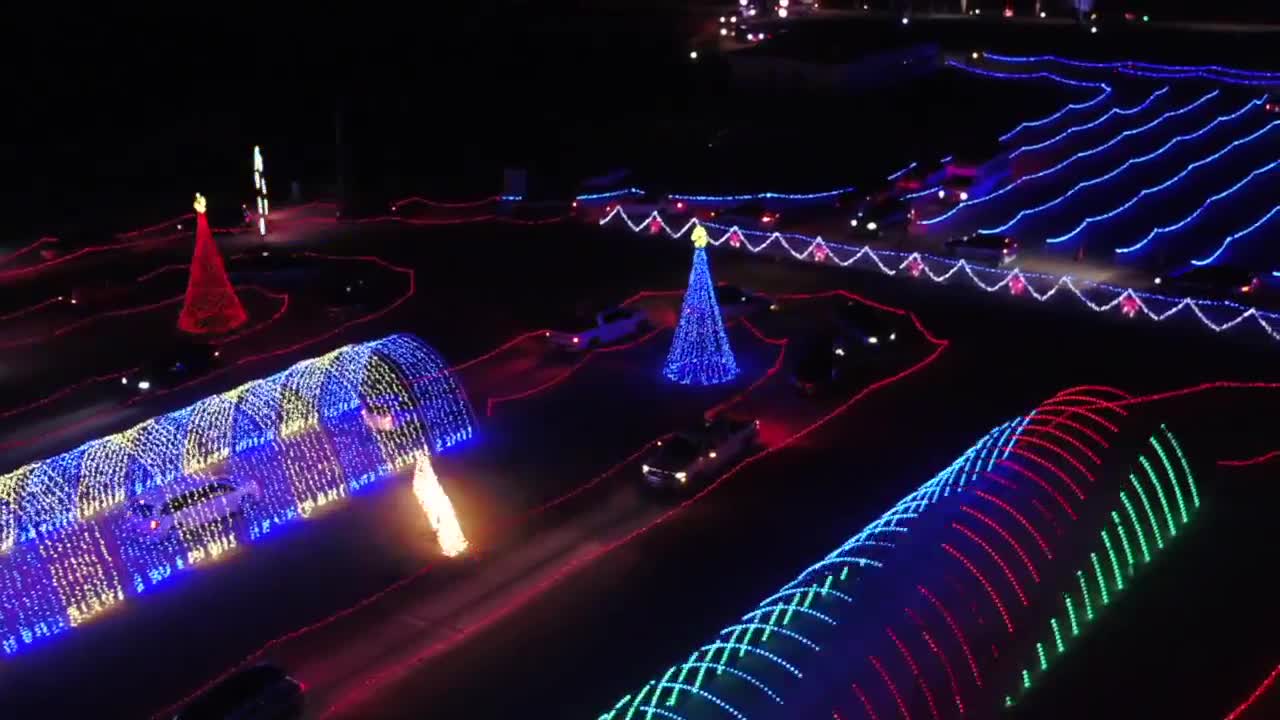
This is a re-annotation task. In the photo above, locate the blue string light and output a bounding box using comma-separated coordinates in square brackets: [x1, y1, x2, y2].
[980, 52, 1280, 80]
[945, 60, 1110, 89]
[886, 161, 918, 181]
[1008, 87, 1169, 159]
[1115, 159, 1280, 254]
[939, 155, 955, 164]
[576, 188, 644, 201]
[1000, 86, 1114, 142]
[1114, 67, 1280, 87]
[1190, 204, 1280, 266]
[1045, 117, 1280, 245]
[669, 185, 857, 202]
[663, 241, 740, 386]
[922, 89, 1216, 226]
[903, 185, 943, 200]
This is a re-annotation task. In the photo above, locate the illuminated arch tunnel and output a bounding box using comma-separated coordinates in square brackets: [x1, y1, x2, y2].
[0, 333, 474, 655]
[600, 387, 1202, 720]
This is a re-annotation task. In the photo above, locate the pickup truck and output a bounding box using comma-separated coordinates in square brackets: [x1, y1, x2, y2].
[547, 306, 649, 352]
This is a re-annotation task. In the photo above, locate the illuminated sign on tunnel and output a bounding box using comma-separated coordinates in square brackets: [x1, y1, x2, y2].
[0, 333, 474, 654]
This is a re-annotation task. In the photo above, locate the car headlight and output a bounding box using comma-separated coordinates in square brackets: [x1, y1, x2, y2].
[121, 377, 128, 385]
[834, 347, 846, 356]
[866, 221, 878, 231]
[642, 464, 650, 473]
[867, 336, 879, 344]
[1154, 277, 1163, 285]
[889, 332, 897, 341]
[850, 218, 858, 227]
[676, 471, 688, 480]
[137, 381, 151, 390]
[959, 191, 969, 201]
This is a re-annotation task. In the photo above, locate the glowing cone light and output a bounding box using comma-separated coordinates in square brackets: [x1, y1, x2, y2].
[178, 193, 248, 334]
[412, 453, 469, 557]
[663, 224, 740, 385]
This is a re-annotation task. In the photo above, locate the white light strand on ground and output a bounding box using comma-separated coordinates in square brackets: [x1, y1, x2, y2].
[599, 209, 1280, 341]
[412, 453, 468, 557]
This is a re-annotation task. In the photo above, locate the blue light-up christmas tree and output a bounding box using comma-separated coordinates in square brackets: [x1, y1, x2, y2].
[663, 225, 740, 385]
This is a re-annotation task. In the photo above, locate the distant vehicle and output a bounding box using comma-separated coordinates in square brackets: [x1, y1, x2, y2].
[836, 300, 900, 347]
[715, 284, 775, 321]
[937, 175, 975, 204]
[945, 233, 1018, 267]
[788, 331, 847, 396]
[548, 306, 649, 352]
[171, 663, 304, 720]
[230, 248, 302, 275]
[121, 338, 221, 393]
[849, 197, 912, 241]
[720, 201, 780, 228]
[622, 191, 683, 219]
[641, 415, 759, 490]
[129, 477, 259, 541]
[1153, 265, 1260, 299]
[322, 276, 378, 310]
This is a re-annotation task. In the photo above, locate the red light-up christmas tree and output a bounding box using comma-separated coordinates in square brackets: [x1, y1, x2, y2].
[178, 193, 248, 335]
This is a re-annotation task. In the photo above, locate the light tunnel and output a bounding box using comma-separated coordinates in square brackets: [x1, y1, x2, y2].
[0, 333, 474, 655]
[599, 387, 1201, 720]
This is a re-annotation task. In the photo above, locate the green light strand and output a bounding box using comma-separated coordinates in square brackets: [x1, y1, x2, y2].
[1051, 617, 1066, 653]
[782, 588, 801, 625]
[601, 694, 630, 720]
[1037, 642, 1048, 670]
[1120, 491, 1152, 562]
[840, 565, 850, 581]
[721, 627, 741, 665]
[1130, 472, 1164, 550]
[1090, 553, 1110, 605]
[1111, 511, 1136, 572]
[1022, 669, 1033, 689]
[1150, 436, 1188, 523]
[625, 682, 652, 720]
[692, 649, 711, 691]
[821, 574, 833, 596]
[1162, 425, 1200, 509]
[1139, 455, 1178, 538]
[1077, 571, 1094, 620]
[1065, 593, 1080, 636]
[672, 652, 697, 705]
[655, 667, 677, 712]
[1101, 529, 1124, 591]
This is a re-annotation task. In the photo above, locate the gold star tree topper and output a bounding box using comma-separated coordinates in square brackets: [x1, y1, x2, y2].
[193, 192, 208, 215]
[691, 224, 710, 248]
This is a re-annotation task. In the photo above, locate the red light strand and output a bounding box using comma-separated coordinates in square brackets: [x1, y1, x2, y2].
[951, 522, 1030, 606]
[1218, 450, 1280, 468]
[886, 626, 941, 720]
[851, 682, 881, 720]
[958, 506, 1040, 582]
[869, 654, 913, 720]
[904, 607, 965, 716]
[941, 542, 1015, 633]
[994, 459, 1081, 520]
[1224, 662, 1280, 720]
[918, 585, 983, 688]
[973, 489, 1055, 558]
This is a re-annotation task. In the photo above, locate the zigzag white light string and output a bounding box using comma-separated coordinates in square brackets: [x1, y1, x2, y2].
[600, 208, 1280, 341]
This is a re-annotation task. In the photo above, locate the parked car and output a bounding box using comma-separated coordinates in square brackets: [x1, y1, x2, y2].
[171, 663, 304, 720]
[719, 201, 780, 228]
[788, 330, 861, 396]
[716, 284, 775, 321]
[120, 338, 221, 393]
[642, 415, 760, 490]
[849, 197, 912, 241]
[836, 300, 901, 347]
[129, 477, 259, 541]
[1153, 265, 1260, 299]
[548, 306, 649, 352]
[945, 233, 1018, 267]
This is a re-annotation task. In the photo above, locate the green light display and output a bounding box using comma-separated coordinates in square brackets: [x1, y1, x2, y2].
[1006, 427, 1198, 710]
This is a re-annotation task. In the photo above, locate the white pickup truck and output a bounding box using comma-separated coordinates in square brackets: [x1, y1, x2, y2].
[548, 306, 649, 352]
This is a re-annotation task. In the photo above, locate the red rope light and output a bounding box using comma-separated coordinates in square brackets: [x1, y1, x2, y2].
[0, 296, 65, 323]
[0, 236, 59, 267]
[972, 490, 1054, 558]
[952, 522, 1029, 606]
[851, 682, 881, 720]
[1218, 450, 1280, 468]
[1224, 662, 1280, 720]
[941, 542, 1015, 633]
[1033, 404, 1121, 433]
[886, 626, 941, 720]
[918, 585, 983, 687]
[904, 607, 965, 716]
[958, 506, 1040, 582]
[1024, 412, 1109, 448]
[869, 655, 913, 720]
